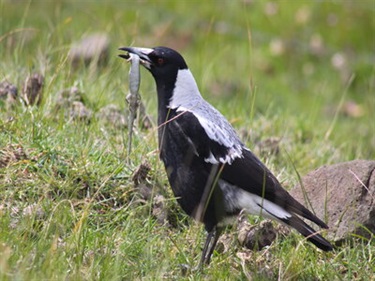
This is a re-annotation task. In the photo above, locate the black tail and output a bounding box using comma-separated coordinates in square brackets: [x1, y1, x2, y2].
[281, 215, 333, 251]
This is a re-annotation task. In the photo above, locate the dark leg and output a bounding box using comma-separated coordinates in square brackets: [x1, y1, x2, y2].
[198, 226, 222, 268]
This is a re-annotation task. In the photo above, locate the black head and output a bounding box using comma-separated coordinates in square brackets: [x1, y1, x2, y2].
[119, 46, 188, 80]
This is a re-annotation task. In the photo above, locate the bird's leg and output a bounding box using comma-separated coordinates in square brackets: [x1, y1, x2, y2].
[199, 226, 222, 268]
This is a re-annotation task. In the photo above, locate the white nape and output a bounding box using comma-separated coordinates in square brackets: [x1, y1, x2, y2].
[169, 69, 243, 164]
[169, 69, 202, 108]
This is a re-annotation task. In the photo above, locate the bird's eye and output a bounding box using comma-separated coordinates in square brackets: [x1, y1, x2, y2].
[157, 58, 164, 65]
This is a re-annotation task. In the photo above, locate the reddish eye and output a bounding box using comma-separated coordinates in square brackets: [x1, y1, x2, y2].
[158, 58, 164, 65]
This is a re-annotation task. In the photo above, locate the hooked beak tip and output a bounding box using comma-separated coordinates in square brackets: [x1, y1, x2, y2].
[118, 47, 133, 60]
[118, 46, 153, 69]
[118, 53, 130, 60]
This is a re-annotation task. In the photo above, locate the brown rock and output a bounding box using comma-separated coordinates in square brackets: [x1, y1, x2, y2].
[238, 216, 277, 251]
[69, 33, 110, 68]
[69, 101, 92, 121]
[96, 104, 127, 129]
[290, 160, 375, 242]
[22, 73, 44, 106]
[55, 86, 85, 108]
[97, 102, 152, 130]
[0, 144, 28, 168]
[131, 161, 151, 185]
[254, 137, 281, 157]
[22, 203, 46, 219]
[152, 194, 169, 225]
[0, 80, 18, 108]
[53, 86, 92, 122]
[136, 183, 153, 201]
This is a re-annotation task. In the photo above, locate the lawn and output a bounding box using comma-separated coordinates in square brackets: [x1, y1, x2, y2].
[0, 1, 374, 280]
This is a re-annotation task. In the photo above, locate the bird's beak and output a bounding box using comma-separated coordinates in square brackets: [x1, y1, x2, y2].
[118, 47, 154, 69]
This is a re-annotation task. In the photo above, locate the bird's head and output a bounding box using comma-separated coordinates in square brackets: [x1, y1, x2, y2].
[119, 46, 188, 79]
[119, 46, 201, 111]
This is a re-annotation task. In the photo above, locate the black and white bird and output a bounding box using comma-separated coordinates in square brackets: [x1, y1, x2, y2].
[119, 46, 333, 267]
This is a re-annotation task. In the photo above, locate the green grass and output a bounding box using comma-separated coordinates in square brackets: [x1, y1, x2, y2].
[1, 0, 374, 280]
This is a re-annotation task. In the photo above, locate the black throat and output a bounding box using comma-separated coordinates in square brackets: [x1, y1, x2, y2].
[152, 70, 178, 127]
[150, 70, 178, 155]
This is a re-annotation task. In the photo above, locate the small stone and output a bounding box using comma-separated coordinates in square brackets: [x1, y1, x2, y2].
[22, 73, 44, 106]
[55, 86, 84, 108]
[152, 194, 169, 225]
[341, 100, 364, 118]
[254, 137, 280, 157]
[136, 183, 153, 201]
[131, 161, 151, 185]
[238, 217, 277, 251]
[97, 104, 127, 129]
[216, 233, 232, 254]
[0, 80, 18, 108]
[69, 33, 110, 68]
[53, 86, 92, 122]
[69, 101, 92, 121]
[0, 144, 28, 168]
[22, 203, 45, 220]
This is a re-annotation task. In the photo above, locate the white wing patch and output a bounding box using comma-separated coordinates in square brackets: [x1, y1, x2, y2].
[239, 191, 292, 220]
[219, 179, 292, 220]
[193, 113, 243, 164]
[169, 69, 244, 164]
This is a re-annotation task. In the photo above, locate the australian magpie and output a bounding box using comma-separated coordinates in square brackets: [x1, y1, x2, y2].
[119, 46, 333, 267]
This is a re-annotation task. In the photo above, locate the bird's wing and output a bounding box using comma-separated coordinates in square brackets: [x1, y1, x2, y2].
[220, 148, 329, 228]
[168, 107, 328, 229]
[169, 104, 244, 165]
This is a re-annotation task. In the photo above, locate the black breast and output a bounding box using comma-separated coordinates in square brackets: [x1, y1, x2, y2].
[157, 109, 224, 231]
